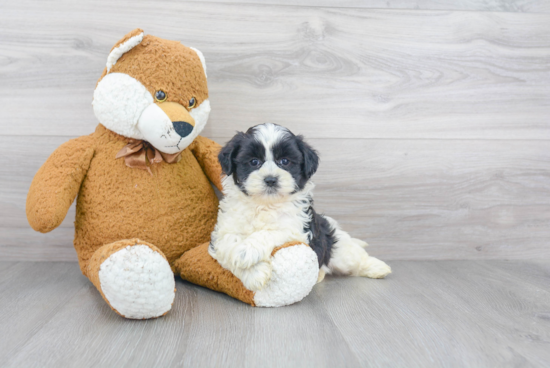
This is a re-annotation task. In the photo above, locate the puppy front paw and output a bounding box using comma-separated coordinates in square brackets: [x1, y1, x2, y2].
[236, 261, 273, 292]
[231, 244, 269, 269]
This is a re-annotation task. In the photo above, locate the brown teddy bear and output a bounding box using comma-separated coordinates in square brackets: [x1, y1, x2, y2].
[26, 29, 319, 319]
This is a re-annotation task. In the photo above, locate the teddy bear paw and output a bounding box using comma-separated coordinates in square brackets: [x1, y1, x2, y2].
[98, 245, 175, 319]
[253, 243, 319, 307]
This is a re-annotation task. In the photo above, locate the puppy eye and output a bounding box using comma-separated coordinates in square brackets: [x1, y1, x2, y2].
[250, 159, 261, 167]
[189, 97, 196, 109]
[155, 90, 167, 102]
[279, 158, 290, 166]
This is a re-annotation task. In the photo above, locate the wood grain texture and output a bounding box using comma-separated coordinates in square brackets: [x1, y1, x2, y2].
[1, 1, 549, 139]
[1, 1, 550, 261]
[199, 0, 550, 13]
[317, 261, 550, 367]
[3, 135, 549, 261]
[0, 262, 87, 363]
[2, 260, 550, 367]
[0, 228, 77, 262]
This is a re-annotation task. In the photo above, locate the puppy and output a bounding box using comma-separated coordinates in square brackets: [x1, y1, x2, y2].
[209, 123, 391, 291]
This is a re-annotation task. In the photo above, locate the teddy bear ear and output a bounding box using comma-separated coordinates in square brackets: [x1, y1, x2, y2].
[106, 28, 144, 72]
[189, 47, 207, 78]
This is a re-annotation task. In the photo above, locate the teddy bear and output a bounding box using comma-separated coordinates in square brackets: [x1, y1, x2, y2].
[26, 29, 319, 319]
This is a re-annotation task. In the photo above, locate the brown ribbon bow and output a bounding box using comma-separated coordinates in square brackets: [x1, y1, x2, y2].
[116, 139, 181, 175]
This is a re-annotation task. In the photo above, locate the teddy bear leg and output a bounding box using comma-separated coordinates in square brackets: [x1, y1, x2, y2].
[252, 242, 319, 307]
[174, 241, 319, 307]
[86, 239, 175, 319]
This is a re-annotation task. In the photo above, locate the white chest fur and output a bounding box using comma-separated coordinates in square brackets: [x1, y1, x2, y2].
[211, 177, 313, 250]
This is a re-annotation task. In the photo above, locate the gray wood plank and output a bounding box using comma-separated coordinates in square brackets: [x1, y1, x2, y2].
[4, 277, 359, 367]
[199, 0, 550, 13]
[0, 262, 87, 363]
[2, 260, 550, 367]
[0, 261, 18, 273]
[1, 1, 549, 139]
[3, 135, 549, 261]
[0, 227, 76, 262]
[308, 138, 550, 260]
[0, 135, 76, 229]
[316, 261, 550, 367]
[487, 260, 550, 292]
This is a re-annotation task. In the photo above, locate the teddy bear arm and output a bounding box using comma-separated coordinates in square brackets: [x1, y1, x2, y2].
[190, 135, 223, 191]
[26, 135, 95, 233]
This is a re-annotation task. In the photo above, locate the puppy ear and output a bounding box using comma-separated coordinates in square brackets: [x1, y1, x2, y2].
[297, 136, 319, 179]
[218, 132, 245, 175]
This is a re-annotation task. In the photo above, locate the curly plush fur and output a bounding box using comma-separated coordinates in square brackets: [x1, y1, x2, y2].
[27, 29, 325, 316]
[27, 29, 222, 319]
[209, 124, 391, 291]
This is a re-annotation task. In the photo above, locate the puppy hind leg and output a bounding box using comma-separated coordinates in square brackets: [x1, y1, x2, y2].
[317, 266, 328, 284]
[358, 254, 392, 279]
[328, 238, 391, 279]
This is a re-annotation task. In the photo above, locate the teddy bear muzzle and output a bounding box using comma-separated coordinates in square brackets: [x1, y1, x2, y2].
[172, 121, 194, 138]
[137, 101, 197, 154]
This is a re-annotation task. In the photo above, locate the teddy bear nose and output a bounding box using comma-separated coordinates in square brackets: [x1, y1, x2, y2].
[173, 121, 194, 137]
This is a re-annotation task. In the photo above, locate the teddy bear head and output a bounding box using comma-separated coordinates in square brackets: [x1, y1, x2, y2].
[92, 29, 210, 154]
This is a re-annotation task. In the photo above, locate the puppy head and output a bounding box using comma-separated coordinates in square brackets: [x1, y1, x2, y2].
[219, 123, 319, 200]
[92, 29, 210, 154]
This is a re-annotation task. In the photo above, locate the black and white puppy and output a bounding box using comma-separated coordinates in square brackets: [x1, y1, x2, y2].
[209, 123, 391, 291]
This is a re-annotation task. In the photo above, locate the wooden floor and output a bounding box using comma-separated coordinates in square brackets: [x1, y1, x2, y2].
[1, 260, 549, 367]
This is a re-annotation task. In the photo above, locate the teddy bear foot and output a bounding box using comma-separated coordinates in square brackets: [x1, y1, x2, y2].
[252, 243, 319, 307]
[87, 239, 175, 319]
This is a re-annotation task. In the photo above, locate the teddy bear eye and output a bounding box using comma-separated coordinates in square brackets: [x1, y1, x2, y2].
[155, 90, 167, 102]
[189, 97, 196, 109]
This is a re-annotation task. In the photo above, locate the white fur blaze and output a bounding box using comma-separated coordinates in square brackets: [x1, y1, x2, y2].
[253, 244, 318, 307]
[98, 245, 175, 319]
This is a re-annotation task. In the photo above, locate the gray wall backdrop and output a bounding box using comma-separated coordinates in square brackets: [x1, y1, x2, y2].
[1, 0, 549, 261]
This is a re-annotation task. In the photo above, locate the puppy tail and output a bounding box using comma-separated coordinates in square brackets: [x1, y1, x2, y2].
[324, 215, 368, 248]
[351, 238, 369, 248]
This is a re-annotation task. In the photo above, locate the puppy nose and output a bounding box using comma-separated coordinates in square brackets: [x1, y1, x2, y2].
[264, 176, 278, 187]
[173, 121, 194, 137]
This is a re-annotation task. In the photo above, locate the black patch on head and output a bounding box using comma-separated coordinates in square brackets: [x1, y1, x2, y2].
[218, 129, 266, 193]
[233, 139, 266, 191]
[219, 124, 320, 195]
[218, 132, 246, 176]
[272, 134, 320, 191]
[296, 136, 319, 181]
